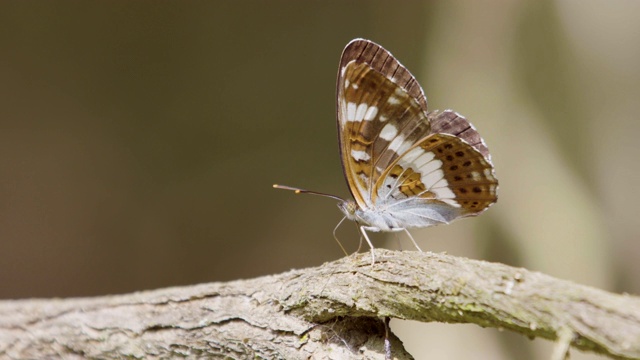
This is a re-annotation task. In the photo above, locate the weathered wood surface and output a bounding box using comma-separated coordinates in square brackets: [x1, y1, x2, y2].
[1, 250, 638, 359]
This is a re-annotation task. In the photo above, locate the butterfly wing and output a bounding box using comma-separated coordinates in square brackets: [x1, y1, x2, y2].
[337, 39, 433, 209]
[337, 39, 498, 229]
[428, 109, 492, 162]
[373, 129, 498, 227]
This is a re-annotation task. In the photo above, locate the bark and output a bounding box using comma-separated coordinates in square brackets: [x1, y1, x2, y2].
[1, 249, 638, 359]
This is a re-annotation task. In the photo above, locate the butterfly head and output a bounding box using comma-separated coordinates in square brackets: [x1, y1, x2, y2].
[337, 199, 359, 221]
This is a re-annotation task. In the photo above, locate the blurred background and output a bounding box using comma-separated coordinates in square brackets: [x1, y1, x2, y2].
[1, 1, 638, 359]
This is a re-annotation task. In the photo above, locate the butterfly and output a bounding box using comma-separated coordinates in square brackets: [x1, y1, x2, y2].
[275, 39, 498, 264]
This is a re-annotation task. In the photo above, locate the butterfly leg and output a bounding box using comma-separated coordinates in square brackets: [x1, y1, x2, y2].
[358, 226, 376, 265]
[332, 216, 350, 256]
[403, 228, 423, 252]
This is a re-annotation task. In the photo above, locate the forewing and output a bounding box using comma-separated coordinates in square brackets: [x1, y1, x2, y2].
[337, 39, 431, 208]
[338, 39, 428, 112]
[374, 133, 498, 225]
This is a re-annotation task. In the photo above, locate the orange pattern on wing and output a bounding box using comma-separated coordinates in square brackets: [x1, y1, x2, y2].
[387, 164, 437, 199]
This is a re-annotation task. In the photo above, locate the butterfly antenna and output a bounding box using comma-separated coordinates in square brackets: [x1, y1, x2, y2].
[273, 184, 345, 202]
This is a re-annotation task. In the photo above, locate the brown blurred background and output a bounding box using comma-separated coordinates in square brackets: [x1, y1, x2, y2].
[1, 1, 638, 359]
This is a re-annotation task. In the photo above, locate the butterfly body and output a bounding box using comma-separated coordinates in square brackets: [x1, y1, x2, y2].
[338, 195, 459, 232]
[275, 39, 497, 262]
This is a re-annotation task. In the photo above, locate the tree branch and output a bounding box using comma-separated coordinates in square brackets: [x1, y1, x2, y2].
[1, 249, 638, 359]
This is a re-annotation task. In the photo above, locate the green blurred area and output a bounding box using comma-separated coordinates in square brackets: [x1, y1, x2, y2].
[1, 2, 638, 359]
